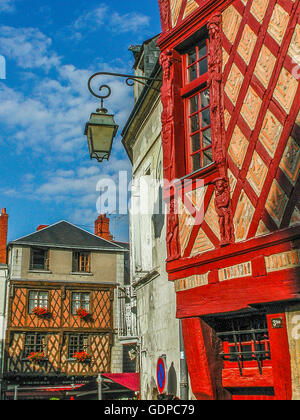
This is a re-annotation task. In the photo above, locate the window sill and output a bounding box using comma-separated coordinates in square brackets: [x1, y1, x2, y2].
[70, 272, 94, 276]
[28, 270, 52, 274]
[175, 162, 217, 185]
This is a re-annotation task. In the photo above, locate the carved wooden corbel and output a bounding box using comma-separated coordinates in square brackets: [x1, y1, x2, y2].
[213, 177, 235, 246]
[166, 195, 181, 262]
[159, 49, 181, 183]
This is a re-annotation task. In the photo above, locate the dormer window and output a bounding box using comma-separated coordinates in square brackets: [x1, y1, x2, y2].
[30, 248, 49, 271]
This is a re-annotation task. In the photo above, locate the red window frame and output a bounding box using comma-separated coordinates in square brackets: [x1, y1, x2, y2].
[181, 38, 213, 175]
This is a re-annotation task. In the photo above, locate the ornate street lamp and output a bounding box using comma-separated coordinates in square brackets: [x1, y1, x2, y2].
[85, 72, 161, 163]
[84, 84, 118, 163]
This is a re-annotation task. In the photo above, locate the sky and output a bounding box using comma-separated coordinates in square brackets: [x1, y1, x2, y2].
[0, 0, 162, 243]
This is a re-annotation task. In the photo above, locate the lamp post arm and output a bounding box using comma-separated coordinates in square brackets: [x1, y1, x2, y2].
[88, 71, 162, 103]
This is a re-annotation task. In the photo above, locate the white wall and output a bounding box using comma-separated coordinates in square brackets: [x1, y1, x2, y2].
[130, 98, 182, 399]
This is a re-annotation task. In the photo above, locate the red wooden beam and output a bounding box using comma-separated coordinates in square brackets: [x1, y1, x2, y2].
[177, 269, 300, 318]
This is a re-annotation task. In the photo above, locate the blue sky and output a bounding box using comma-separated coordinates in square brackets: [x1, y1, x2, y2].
[0, 0, 161, 243]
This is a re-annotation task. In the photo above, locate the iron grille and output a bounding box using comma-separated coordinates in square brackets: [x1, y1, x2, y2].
[208, 314, 271, 376]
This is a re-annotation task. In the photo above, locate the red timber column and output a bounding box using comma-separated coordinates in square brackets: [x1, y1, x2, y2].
[267, 313, 292, 400]
[208, 13, 235, 247]
[181, 317, 231, 400]
[0, 208, 8, 264]
[159, 48, 184, 263]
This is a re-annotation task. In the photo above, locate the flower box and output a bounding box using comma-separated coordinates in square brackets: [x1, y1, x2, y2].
[27, 352, 46, 362]
[73, 351, 91, 363]
[32, 306, 50, 318]
[76, 307, 90, 320]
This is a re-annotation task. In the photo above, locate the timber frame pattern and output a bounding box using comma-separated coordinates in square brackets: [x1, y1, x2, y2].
[4, 281, 115, 381]
[158, 0, 300, 400]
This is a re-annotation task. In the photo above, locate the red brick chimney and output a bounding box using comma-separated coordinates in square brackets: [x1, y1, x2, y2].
[95, 214, 113, 241]
[36, 225, 48, 231]
[0, 208, 8, 264]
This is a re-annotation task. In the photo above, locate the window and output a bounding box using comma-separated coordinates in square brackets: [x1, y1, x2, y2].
[68, 334, 89, 359]
[72, 251, 91, 273]
[185, 41, 208, 83]
[71, 292, 90, 315]
[207, 314, 271, 375]
[182, 38, 213, 174]
[24, 333, 46, 358]
[28, 290, 49, 313]
[30, 248, 49, 271]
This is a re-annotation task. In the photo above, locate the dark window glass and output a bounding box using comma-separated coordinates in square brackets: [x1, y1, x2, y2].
[30, 248, 49, 270]
[24, 333, 46, 357]
[72, 251, 91, 273]
[68, 335, 89, 359]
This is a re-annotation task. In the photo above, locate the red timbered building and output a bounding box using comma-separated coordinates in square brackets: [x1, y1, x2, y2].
[2, 221, 128, 399]
[157, 0, 300, 399]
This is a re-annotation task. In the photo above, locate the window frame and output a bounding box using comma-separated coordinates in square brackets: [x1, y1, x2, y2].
[72, 251, 91, 273]
[71, 291, 91, 315]
[206, 314, 272, 375]
[181, 37, 214, 176]
[23, 333, 47, 359]
[68, 334, 89, 360]
[28, 290, 49, 314]
[29, 247, 50, 271]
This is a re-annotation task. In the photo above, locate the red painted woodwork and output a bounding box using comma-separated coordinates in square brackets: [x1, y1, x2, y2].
[266, 313, 292, 400]
[181, 317, 231, 400]
[222, 367, 273, 389]
[167, 225, 300, 279]
[157, 0, 300, 400]
[177, 268, 300, 318]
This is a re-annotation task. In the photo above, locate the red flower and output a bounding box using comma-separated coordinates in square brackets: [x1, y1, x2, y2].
[73, 351, 90, 362]
[32, 307, 49, 317]
[28, 352, 45, 362]
[76, 307, 89, 319]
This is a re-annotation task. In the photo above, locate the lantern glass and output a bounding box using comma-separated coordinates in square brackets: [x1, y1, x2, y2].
[85, 111, 118, 162]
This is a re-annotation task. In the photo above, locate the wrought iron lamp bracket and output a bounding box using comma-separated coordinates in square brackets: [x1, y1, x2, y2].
[88, 71, 162, 108]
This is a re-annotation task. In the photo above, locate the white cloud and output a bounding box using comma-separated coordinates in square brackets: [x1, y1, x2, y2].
[73, 4, 108, 31]
[110, 11, 150, 34]
[71, 4, 150, 36]
[0, 26, 60, 71]
[0, 0, 16, 13]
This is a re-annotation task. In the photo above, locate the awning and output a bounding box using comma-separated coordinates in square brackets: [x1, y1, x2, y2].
[101, 373, 140, 392]
[6, 384, 84, 399]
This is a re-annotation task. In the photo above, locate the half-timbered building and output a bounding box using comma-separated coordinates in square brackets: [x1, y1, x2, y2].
[2, 220, 129, 399]
[156, 0, 300, 400]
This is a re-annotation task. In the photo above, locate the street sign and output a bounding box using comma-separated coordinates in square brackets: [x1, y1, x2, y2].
[156, 357, 166, 394]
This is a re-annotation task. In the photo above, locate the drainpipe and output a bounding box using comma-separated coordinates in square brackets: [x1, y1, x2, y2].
[179, 320, 189, 400]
